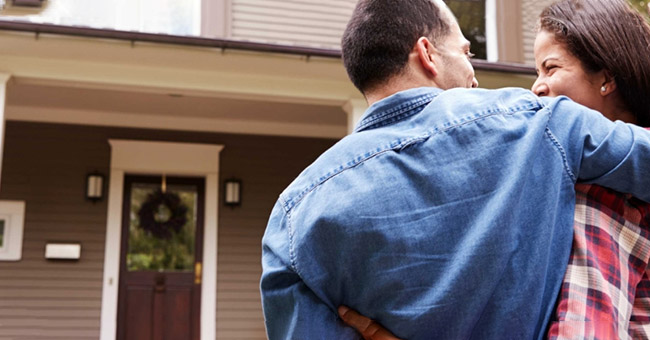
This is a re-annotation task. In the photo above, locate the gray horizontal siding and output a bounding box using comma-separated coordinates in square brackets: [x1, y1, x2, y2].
[231, 0, 357, 49]
[521, 0, 555, 65]
[0, 121, 336, 340]
[0, 122, 107, 340]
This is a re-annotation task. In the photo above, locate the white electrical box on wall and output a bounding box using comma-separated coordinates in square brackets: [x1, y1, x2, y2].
[45, 243, 81, 260]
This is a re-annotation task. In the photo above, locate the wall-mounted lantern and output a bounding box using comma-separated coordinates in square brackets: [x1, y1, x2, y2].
[224, 179, 241, 207]
[86, 173, 105, 203]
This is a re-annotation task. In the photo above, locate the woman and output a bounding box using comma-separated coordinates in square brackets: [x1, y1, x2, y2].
[533, 0, 650, 338]
[339, 0, 650, 338]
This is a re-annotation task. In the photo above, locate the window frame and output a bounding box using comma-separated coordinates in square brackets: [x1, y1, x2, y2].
[0, 200, 26, 261]
[486, 0, 498, 61]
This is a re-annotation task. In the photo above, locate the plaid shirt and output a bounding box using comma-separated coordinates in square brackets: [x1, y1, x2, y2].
[547, 184, 650, 340]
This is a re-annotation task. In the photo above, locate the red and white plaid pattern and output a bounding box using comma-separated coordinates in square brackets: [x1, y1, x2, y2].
[548, 184, 650, 340]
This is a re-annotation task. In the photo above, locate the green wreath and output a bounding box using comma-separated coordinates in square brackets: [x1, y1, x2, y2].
[137, 190, 188, 239]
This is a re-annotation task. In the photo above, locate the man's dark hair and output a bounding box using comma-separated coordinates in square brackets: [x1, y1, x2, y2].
[341, 0, 451, 94]
[540, 0, 650, 126]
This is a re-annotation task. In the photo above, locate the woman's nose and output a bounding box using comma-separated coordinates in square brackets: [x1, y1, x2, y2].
[531, 79, 548, 96]
[471, 77, 479, 88]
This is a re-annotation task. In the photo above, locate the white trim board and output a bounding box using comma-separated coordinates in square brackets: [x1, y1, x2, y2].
[0, 35, 358, 106]
[485, 0, 498, 62]
[0, 73, 10, 188]
[6, 105, 347, 139]
[99, 139, 224, 340]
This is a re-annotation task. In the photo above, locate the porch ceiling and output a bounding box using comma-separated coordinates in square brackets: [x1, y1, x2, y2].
[6, 79, 349, 138]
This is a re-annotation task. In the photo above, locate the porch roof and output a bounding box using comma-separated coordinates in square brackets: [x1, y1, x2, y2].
[0, 21, 537, 75]
[0, 22, 537, 139]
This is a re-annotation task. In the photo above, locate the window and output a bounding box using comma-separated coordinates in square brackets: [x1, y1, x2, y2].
[127, 182, 199, 272]
[0, 0, 202, 36]
[445, 0, 488, 60]
[0, 201, 25, 261]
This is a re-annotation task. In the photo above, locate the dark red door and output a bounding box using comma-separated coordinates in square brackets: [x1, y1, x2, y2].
[117, 175, 204, 340]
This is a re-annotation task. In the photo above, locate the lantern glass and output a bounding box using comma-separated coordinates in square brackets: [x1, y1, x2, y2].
[86, 174, 104, 201]
[224, 180, 241, 206]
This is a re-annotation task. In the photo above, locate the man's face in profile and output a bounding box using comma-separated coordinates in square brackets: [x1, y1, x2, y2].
[431, 1, 478, 89]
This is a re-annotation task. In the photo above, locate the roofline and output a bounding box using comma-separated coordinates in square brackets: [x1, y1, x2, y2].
[470, 59, 536, 75]
[0, 21, 536, 75]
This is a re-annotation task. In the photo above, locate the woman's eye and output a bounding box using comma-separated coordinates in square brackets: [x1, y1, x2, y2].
[466, 51, 475, 58]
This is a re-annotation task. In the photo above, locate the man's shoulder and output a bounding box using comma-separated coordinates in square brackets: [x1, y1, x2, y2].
[436, 87, 544, 114]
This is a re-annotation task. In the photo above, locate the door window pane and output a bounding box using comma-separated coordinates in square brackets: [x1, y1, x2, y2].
[446, 0, 487, 60]
[127, 183, 198, 272]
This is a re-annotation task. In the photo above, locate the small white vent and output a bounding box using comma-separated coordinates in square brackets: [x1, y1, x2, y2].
[12, 0, 43, 6]
[0, 0, 48, 15]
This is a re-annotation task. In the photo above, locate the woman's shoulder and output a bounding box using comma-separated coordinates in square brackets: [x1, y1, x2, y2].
[575, 184, 650, 227]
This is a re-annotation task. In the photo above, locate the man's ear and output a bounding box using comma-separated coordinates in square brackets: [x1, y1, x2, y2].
[416, 37, 439, 77]
[600, 70, 617, 96]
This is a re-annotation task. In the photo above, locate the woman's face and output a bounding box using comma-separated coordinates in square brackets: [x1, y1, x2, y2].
[531, 30, 605, 112]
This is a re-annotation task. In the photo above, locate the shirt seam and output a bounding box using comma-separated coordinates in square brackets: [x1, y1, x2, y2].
[544, 127, 577, 183]
[427, 103, 538, 133]
[285, 209, 302, 275]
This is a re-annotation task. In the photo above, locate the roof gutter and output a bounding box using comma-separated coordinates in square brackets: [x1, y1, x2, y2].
[0, 21, 536, 75]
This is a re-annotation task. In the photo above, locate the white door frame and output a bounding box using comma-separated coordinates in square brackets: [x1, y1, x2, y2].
[0, 73, 11, 189]
[99, 139, 224, 340]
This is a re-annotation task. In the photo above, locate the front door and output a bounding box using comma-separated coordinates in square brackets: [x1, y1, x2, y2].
[117, 175, 204, 340]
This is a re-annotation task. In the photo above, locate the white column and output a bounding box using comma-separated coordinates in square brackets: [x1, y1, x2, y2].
[99, 169, 125, 340]
[342, 99, 368, 135]
[202, 173, 218, 340]
[0, 73, 11, 189]
[485, 0, 498, 62]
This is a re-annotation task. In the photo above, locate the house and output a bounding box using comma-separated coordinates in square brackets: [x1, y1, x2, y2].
[0, 0, 551, 339]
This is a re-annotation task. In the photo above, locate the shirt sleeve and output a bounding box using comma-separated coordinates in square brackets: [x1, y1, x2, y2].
[260, 201, 361, 340]
[545, 96, 650, 202]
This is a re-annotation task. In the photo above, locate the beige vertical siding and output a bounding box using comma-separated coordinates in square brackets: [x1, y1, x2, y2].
[521, 0, 556, 65]
[0, 121, 337, 339]
[230, 0, 357, 49]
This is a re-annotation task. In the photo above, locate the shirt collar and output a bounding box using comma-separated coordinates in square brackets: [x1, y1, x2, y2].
[354, 87, 442, 132]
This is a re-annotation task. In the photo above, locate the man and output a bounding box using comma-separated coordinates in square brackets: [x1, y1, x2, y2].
[260, 0, 650, 339]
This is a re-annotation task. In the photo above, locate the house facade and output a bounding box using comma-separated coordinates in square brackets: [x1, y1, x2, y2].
[0, 0, 550, 339]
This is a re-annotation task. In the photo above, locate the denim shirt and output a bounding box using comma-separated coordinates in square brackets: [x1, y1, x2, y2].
[261, 87, 650, 340]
